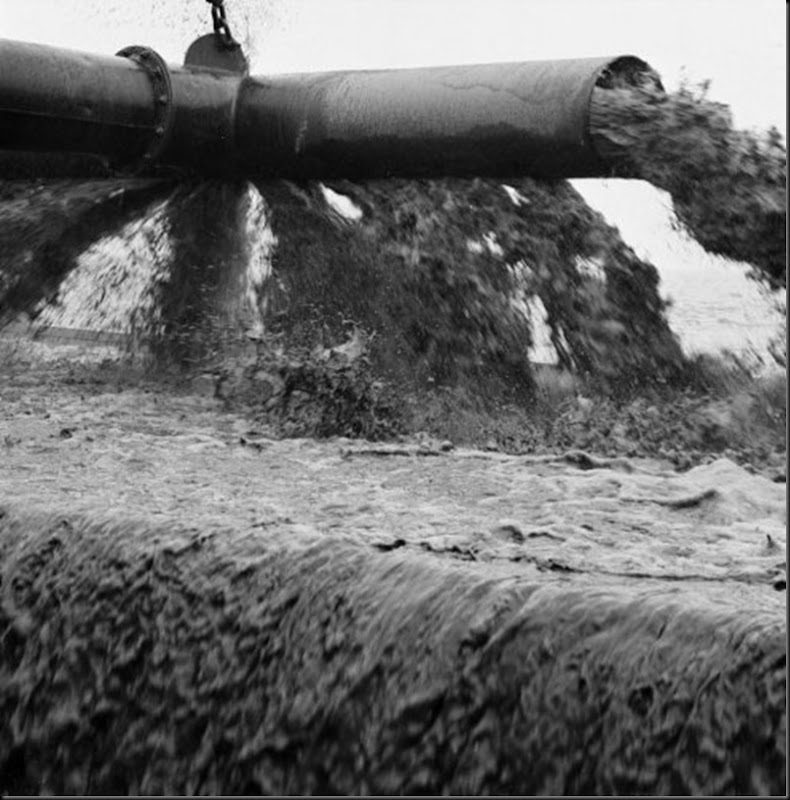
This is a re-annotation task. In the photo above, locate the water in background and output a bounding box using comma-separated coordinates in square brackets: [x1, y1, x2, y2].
[659, 257, 779, 358]
[573, 178, 783, 364]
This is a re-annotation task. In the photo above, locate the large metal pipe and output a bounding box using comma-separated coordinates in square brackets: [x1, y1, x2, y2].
[0, 38, 658, 180]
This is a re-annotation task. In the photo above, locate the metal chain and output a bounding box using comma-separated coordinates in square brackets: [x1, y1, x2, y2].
[205, 0, 240, 50]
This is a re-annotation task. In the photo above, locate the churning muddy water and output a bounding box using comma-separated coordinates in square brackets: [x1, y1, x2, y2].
[0, 363, 785, 795]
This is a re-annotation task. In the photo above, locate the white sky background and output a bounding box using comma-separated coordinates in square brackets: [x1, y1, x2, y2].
[2, 0, 786, 352]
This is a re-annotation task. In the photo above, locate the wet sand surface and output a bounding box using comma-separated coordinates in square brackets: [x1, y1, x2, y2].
[0, 364, 786, 794]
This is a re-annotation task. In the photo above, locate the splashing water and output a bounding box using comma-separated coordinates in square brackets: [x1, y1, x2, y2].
[34, 199, 174, 337]
[241, 183, 278, 339]
[5, 181, 276, 363]
[590, 77, 786, 291]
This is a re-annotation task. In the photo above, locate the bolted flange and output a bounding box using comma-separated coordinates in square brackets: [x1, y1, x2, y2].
[115, 45, 175, 173]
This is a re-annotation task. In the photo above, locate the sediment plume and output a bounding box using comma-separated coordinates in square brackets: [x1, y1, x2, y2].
[0, 178, 174, 326]
[590, 77, 786, 289]
[133, 180, 274, 367]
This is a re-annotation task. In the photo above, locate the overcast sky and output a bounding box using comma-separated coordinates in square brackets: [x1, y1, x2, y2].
[2, 0, 786, 303]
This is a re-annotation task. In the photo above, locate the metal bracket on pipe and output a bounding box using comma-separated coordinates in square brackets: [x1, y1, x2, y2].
[184, 33, 249, 75]
[115, 45, 175, 173]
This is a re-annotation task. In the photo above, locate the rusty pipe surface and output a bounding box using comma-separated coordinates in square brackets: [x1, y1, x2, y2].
[0, 38, 657, 179]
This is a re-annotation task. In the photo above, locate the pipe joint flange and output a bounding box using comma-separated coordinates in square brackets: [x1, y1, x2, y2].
[116, 45, 174, 173]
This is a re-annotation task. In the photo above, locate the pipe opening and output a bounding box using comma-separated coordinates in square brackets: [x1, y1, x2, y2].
[594, 55, 664, 92]
[588, 56, 665, 176]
